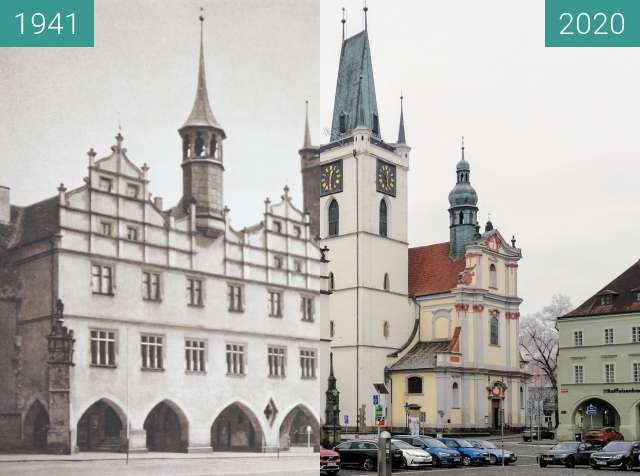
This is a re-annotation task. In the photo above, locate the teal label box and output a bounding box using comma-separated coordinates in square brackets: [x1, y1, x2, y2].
[0, 0, 94, 47]
[546, 0, 640, 47]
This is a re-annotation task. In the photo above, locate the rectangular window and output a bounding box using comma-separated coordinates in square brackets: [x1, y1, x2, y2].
[605, 363, 615, 383]
[273, 221, 282, 233]
[228, 284, 243, 312]
[604, 328, 614, 345]
[91, 264, 113, 295]
[187, 278, 203, 306]
[141, 335, 163, 370]
[294, 225, 302, 238]
[142, 272, 161, 301]
[90, 330, 116, 366]
[126, 226, 139, 241]
[574, 330, 583, 347]
[99, 176, 113, 192]
[185, 339, 206, 372]
[294, 260, 303, 273]
[574, 365, 584, 384]
[273, 255, 283, 269]
[300, 349, 316, 379]
[632, 327, 640, 343]
[269, 291, 282, 317]
[268, 346, 286, 378]
[126, 183, 139, 198]
[301, 296, 314, 322]
[633, 363, 640, 383]
[226, 343, 245, 375]
[101, 221, 113, 236]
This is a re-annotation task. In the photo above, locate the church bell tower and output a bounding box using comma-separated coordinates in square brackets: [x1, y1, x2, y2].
[448, 139, 479, 260]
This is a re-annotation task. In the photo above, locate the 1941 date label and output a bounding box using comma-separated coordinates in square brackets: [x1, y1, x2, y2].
[546, 0, 640, 46]
[0, 0, 93, 47]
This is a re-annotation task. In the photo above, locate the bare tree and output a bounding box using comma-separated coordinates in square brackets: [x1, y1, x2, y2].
[520, 294, 572, 428]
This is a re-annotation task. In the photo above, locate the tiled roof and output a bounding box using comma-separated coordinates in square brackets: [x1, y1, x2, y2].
[562, 259, 640, 318]
[388, 340, 450, 371]
[5, 197, 59, 249]
[408, 242, 465, 297]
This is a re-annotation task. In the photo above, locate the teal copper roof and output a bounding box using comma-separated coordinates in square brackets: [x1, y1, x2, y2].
[330, 31, 379, 141]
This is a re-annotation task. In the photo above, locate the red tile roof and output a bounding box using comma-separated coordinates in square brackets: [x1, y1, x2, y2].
[408, 242, 465, 297]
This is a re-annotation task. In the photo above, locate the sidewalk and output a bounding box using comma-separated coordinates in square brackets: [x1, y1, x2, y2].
[0, 450, 316, 464]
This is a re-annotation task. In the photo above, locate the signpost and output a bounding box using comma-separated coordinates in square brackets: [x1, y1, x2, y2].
[586, 404, 597, 429]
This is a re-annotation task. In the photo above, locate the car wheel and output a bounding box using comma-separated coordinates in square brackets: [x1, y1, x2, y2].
[539, 460, 547, 468]
[433, 456, 441, 467]
[622, 460, 633, 471]
[399, 457, 407, 469]
[362, 457, 374, 471]
[490, 455, 498, 465]
[564, 457, 575, 468]
[592, 465, 600, 470]
[327, 472, 339, 476]
[462, 456, 472, 466]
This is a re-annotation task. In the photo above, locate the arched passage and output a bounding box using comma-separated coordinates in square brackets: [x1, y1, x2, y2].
[76, 399, 126, 452]
[572, 397, 621, 430]
[144, 400, 189, 452]
[24, 400, 48, 450]
[279, 405, 320, 451]
[211, 402, 264, 452]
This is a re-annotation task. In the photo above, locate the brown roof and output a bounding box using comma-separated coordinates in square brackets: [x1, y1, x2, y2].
[562, 259, 640, 319]
[408, 242, 465, 297]
[388, 340, 451, 371]
[3, 197, 59, 250]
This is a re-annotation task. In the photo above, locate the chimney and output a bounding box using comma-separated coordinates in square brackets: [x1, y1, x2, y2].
[154, 196, 163, 211]
[0, 186, 10, 224]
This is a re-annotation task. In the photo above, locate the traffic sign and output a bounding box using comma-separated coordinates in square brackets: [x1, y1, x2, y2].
[373, 394, 380, 406]
[375, 405, 383, 418]
[376, 416, 385, 427]
[344, 415, 349, 425]
[586, 404, 597, 416]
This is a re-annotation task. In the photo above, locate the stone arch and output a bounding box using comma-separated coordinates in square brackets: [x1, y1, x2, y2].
[76, 398, 127, 452]
[278, 404, 320, 451]
[143, 399, 189, 452]
[571, 396, 621, 431]
[211, 401, 264, 452]
[23, 399, 49, 450]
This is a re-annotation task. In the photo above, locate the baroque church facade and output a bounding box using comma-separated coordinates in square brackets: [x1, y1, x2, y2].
[309, 11, 529, 432]
[0, 16, 322, 453]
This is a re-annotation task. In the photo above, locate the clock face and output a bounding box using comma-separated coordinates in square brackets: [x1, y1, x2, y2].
[376, 160, 396, 196]
[320, 160, 343, 196]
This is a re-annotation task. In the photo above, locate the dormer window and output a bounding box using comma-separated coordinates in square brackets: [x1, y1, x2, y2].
[339, 112, 347, 133]
[372, 113, 380, 136]
[600, 294, 613, 306]
[634, 290, 640, 302]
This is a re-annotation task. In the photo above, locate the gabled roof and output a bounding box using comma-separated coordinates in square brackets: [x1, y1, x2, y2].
[388, 339, 451, 371]
[562, 259, 640, 318]
[330, 31, 378, 141]
[408, 242, 465, 297]
[2, 198, 59, 250]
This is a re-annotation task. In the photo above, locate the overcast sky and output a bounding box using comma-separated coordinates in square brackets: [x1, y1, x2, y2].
[2, 0, 638, 315]
[321, 0, 640, 315]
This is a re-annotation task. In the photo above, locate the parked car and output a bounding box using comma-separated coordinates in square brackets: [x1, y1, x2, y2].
[333, 439, 403, 471]
[590, 441, 640, 471]
[394, 435, 462, 467]
[585, 427, 624, 446]
[320, 447, 341, 475]
[390, 439, 432, 468]
[438, 437, 490, 466]
[538, 441, 596, 468]
[467, 439, 517, 465]
[523, 427, 555, 441]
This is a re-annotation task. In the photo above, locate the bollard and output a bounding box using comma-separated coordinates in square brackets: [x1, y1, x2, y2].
[378, 430, 392, 476]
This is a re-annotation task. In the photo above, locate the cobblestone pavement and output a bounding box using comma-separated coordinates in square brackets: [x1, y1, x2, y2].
[0, 454, 318, 476]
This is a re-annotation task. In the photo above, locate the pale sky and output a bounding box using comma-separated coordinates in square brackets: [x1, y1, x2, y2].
[2, 0, 638, 316]
[321, 0, 640, 315]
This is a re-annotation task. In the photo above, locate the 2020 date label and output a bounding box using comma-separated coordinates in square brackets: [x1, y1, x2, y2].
[0, 0, 93, 47]
[546, 0, 640, 46]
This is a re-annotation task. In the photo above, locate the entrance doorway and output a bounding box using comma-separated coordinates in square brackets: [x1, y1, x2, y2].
[211, 402, 263, 452]
[491, 399, 501, 429]
[278, 405, 320, 450]
[76, 399, 125, 452]
[144, 401, 188, 452]
[24, 400, 49, 451]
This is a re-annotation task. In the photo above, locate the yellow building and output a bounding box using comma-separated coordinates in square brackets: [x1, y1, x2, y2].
[387, 148, 529, 432]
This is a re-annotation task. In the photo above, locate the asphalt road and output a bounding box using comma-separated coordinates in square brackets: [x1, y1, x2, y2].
[0, 455, 318, 476]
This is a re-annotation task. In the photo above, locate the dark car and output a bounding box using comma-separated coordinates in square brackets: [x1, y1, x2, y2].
[585, 427, 625, 447]
[590, 441, 640, 471]
[438, 437, 490, 466]
[333, 439, 403, 471]
[539, 441, 596, 468]
[394, 435, 462, 467]
[320, 447, 341, 475]
[523, 427, 555, 441]
[467, 439, 517, 465]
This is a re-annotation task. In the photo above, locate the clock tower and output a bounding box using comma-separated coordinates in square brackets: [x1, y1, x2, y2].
[319, 13, 415, 430]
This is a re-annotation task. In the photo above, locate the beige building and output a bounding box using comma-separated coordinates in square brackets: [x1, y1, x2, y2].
[0, 16, 321, 454]
[557, 259, 640, 441]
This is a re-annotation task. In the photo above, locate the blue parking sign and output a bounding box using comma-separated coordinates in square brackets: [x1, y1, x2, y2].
[373, 394, 379, 405]
[344, 415, 349, 425]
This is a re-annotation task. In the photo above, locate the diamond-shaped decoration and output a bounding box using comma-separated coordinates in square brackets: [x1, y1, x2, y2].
[264, 398, 278, 426]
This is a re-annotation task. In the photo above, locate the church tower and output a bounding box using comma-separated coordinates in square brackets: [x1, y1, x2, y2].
[320, 7, 414, 430]
[299, 101, 320, 238]
[178, 12, 226, 235]
[448, 139, 479, 260]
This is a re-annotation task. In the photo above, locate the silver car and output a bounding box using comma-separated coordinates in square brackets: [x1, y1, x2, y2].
[467, 439, 517, 465]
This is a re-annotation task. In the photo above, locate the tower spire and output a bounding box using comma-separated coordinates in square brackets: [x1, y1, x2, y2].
[303, 100, 312, 148]
[363, 1, 368, 31]
[397, 93, 406, 144]
[461, 135, 465, 160]
[341, 7, 346, 42]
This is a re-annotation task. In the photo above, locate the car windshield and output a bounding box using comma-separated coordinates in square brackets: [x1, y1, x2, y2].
[603, 442, 631, 452]
[477, 440, 495, 448]
[424, 439, 447, 448]
[553, 443, 578, 451]
[455, 439, 474, 448]
[392, 440, 416, 449]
